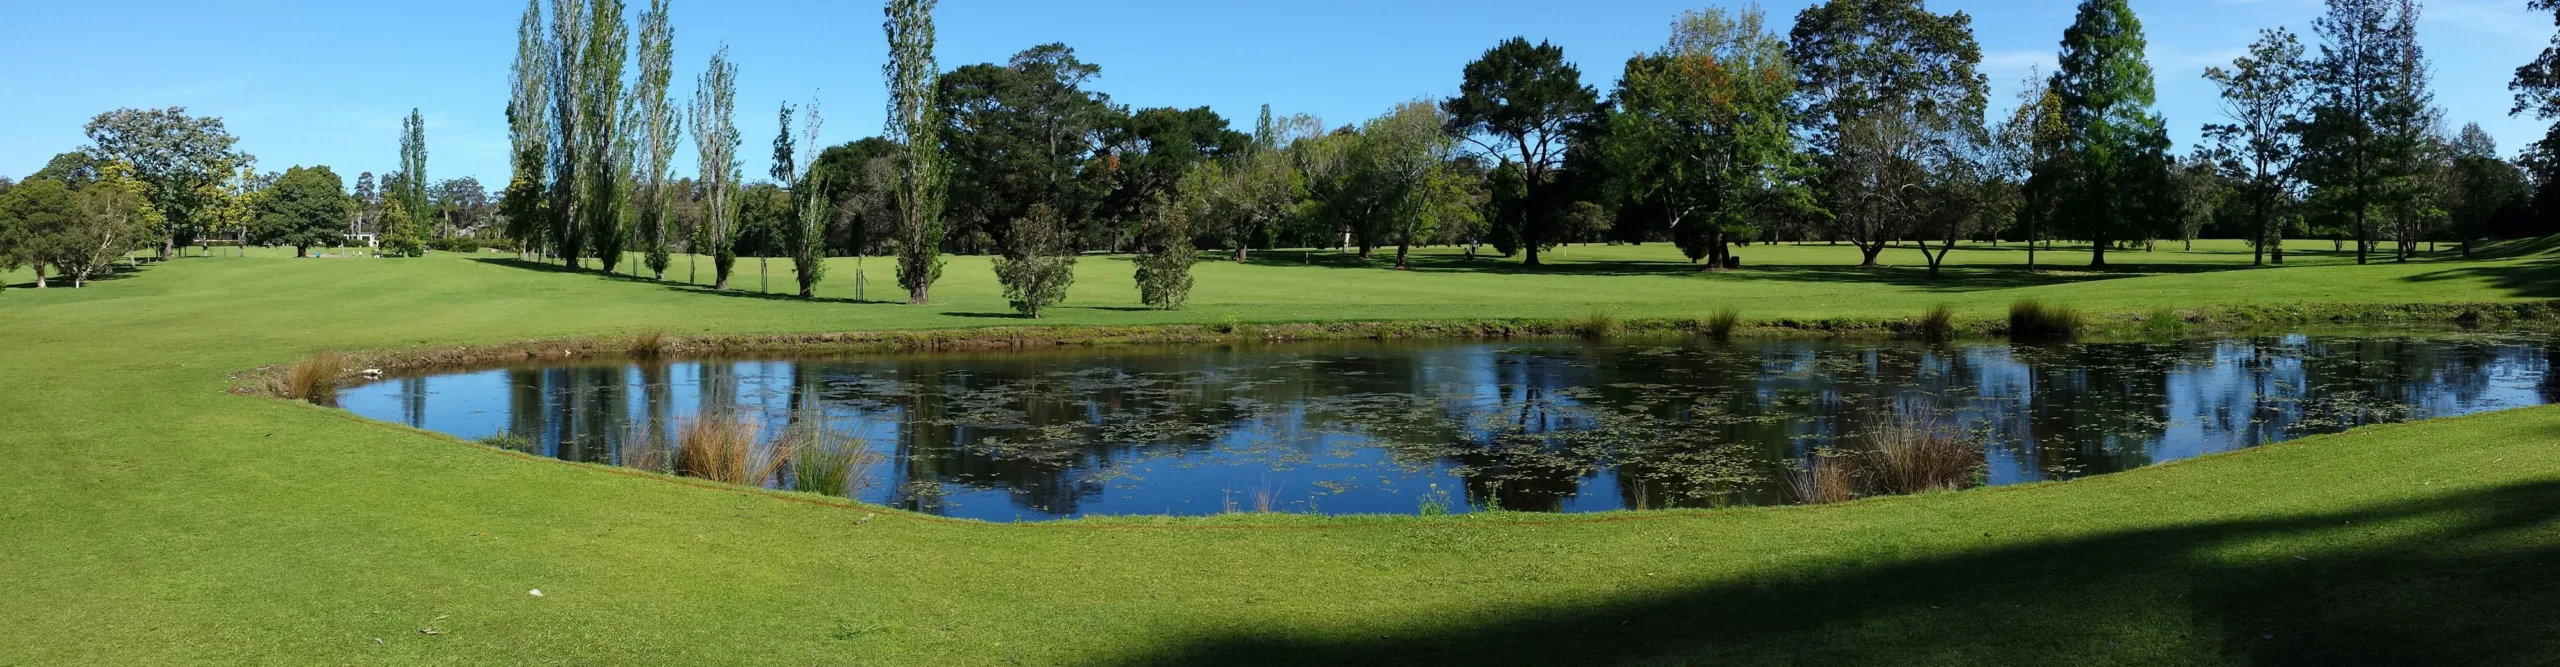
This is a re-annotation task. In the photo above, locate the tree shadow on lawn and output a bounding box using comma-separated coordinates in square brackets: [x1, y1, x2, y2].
[1093, 479, 2560, 667]
[4, 260, 155, 289]
[2398, 255, 2560, 299]
[469, 257, 898, 305]
[1239, 247, 2250, 290]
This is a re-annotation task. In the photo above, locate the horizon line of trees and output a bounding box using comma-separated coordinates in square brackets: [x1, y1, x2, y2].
[11, 0, 2560, 300]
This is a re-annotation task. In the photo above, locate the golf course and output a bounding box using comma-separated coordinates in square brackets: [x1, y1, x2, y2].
[4, 240, 2559, 665]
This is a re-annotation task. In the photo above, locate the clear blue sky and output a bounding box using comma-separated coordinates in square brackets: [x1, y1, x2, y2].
[2, 0, 2550, 187]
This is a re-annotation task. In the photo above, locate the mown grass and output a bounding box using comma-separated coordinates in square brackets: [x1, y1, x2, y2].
[3, 240, 2560, 665]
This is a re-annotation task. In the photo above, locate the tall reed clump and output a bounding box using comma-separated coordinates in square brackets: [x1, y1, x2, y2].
[627, 329, 670, 359]
[1696, 308, 1742, 341]
[1568, 310, 1618, 340]
[785, 423, 884, 499]
[618, 420, 674, 473]
[1864, 417, 1982, 495]
[1788, 450, 1860, 504]
[2008, 299, 2082, 343]
[272, 351, 347, 404]
[1909, 304, 1957, 342]
[675, 413, 785, 486]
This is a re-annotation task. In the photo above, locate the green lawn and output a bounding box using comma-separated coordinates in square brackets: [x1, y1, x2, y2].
[3, 240, 2558, 665]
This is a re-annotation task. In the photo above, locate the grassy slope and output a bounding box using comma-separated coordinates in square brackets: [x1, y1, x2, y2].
[2, 241, 2558, 665]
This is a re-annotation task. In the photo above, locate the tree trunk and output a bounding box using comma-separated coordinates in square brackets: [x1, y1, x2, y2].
[1857, 242, 1884, 267]
[2091, 236, 2108, 268]
[31, 264, 45, 288]
[296, 245, 309, 258]
[1395, 242, 1410, 270]
[1233, 244, 1248, 262]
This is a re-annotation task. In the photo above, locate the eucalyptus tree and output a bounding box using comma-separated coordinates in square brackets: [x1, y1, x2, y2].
[632, 0, 681, 279]
[1787, 0, 1986, 267]
[689, 45, 741, 289]
[1443, 38, 1598, 267]
[884, 0, 947, 304]
[1368, 100, 1467, 269]
[2203, 28, 2307, 265]
[80, 107, 244, 259]
[2511, 0, 2560, 216]
[1610, 6, 1798, 271]
[579, 0, 631, 273]
[504, 0, 552, 259]
[2049, 0, 2170, 268]
[1198, 105, 1307, 262]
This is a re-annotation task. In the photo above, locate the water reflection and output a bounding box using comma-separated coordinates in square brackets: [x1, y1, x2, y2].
[340, 333, 2557, 522]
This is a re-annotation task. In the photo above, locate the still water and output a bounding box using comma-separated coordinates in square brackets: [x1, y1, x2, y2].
[342, 333, 2559, 521]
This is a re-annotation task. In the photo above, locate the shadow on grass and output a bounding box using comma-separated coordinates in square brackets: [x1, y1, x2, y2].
[1092, 479, 2560, 667]
[2399, 255, 2560, 299]
[3, 259, 156, 289]
[468, 257, 898, 305]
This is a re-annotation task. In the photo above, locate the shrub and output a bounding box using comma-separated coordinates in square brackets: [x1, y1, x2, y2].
[272, 351, 347, 404]
[1568, 310, 1617, 340]
[1134, 194, 1198, 310]
[1909, 304, 1957, 341]
[2008, 300, 2082, 342]
[1697, 308, 1742, 340]
[426, 236, 482, 253]
[992, 204, 1076, 318]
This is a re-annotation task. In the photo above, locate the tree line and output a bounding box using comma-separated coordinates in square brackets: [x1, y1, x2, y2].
[10, 0, 2560, 299]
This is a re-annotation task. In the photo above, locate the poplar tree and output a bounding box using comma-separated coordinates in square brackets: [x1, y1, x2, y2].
[690, 46, 742, 289]
[504, 0, 552, 259]
[633, 0, 680, 279]
[581, 0, 630, 273]
[884, 0, 947, 304]
[546, 0, 591, 266]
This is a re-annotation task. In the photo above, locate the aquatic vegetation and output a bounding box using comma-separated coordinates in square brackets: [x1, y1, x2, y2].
[1864, 417, 1982, 495]
[1416, 483, 1454, 516]
[2009, 300, 2083, 342]
[1695, 308, 1742, 340]
[2141, 308, 2189, 335]
[1568, 310, 1617, 339]
[627, 330, 670, 358]
[1908, 304, 1956, 342]
[674, 413, 783, 486]
[783, 414, 882, 498]
[1788, 450, 1860, 504]
[476, 432, 537, 453]
[272, 351, 346, 403]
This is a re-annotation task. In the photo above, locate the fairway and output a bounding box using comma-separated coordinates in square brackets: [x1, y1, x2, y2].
[4, 242, 2560, 665]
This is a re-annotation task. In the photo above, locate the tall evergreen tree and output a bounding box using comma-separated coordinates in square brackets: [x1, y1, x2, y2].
[2049, 0, 2170, 268]
[2301, 0, 2421, 264]
[1443, 37, 1598, 268]
[884, 0, 948, 304]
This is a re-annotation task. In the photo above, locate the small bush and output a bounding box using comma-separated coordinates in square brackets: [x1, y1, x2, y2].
[426, 236, 482, 253]
[272, 351, 347, 404]
[1909, 304, 1956, 341]
[2008, 300, 2082, 342]
[1416, 483, 1455, 516]
[1568, 310, 1617, 340]
[1696, 308, 1742, 340]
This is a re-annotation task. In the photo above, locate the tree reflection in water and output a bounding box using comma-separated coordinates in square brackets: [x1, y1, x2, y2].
[339, 332, 2559, 522]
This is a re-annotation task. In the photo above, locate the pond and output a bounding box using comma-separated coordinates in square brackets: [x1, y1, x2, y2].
[341, 332, 2560, 521]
